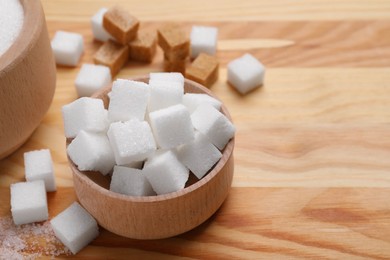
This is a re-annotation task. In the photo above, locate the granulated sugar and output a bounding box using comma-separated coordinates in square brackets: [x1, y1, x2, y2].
[0, 0, 24, 57]
[0, 216, 70, 259]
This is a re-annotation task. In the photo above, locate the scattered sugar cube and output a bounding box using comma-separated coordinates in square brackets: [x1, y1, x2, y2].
[51, 31, 84, 66]
[107, 119, 156, 165]
[110, 166, 155, 196]
[182, 93, 222, 113]
[190, 25, 218, 59]
[227, 53, 265, 94]
[128, 29, 157, 63]
[149, 72, 184, 85]
[93, 39, 129, 77]
[90, 8, 114, 42]
[50, 202, 99, 254]
[148, 79, 184, 112]
[75, 64, 112, 97]
[144, 150, 189, 195]
[163, 56, 187, 74]
[103, 6, 139, 45]
[191, 104, 235, 150]
[186, 53, 219, 88]
[108, 79, 149, 122]
[158, 23, 189, 60]
[24, 149, 56, 192]
[177, 132, 222, 179]
[62, 97, 108, 138]
[67, 130, 115, 175]
[149, 104, 195, 149]
[11, 181, 48, 225]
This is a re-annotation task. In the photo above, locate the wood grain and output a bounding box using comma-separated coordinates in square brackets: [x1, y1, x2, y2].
[1, 0, 390, 258]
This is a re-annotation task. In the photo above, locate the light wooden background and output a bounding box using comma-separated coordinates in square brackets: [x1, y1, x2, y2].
[1, 0, 390, 258]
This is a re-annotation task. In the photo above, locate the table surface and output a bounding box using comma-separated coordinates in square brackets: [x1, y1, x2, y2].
[1, 0, 390, 258]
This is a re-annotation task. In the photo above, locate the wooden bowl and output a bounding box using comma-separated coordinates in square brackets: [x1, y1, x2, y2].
[68, 76, 235, 239]
[0, 0, 56, 159]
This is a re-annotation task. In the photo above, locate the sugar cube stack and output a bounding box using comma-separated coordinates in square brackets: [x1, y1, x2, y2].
[177, 132, 222, 179]
[103, 6, 139, 45]
[75, 64, 111, 97]
[50, 202, 99, 254]
[186, 53, 219, 88]
[190, 25, 218, 59]
[11, 180, 48, 225]
[24, 149, 56, 192]
[227, 53, 265, 94]
[158, 23, 190, 73]
[67, 130, 115, 175]
[143, 150, 189, 195]
[51, 31, 84, 66]
[107, 119, 156, 165]
[63, 72, 235, 197]
[110, 166, 155, 196]
[149, 104, 195, 149]
[93, 39, 129, 77]
[62, 97, 108, 138]
[91, 8, 114, 42]
[191, 104, 236, 150]
[108, 79, 149, 122]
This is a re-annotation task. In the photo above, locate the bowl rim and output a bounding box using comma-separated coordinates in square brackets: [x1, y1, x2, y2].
[0, 0, 43, 73]
[70, 76, 235, 203]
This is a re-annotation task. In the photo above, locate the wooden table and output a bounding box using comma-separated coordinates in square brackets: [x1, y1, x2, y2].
[1, 0, 390, 258]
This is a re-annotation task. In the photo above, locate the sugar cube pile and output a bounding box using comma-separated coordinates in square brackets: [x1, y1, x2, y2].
[64, 72, 235, 196]
[11, 180, 48, 225]
[24, 149, 57, 192]
[51, 31, 84, 66]
[227, 53, 265, 94]
[50, 202, 99, 254]
[0, 0, 24, 57]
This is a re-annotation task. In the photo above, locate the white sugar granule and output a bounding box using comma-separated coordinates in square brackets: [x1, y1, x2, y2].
[0, 0, 24, 57]
[0, 216, 70, 259]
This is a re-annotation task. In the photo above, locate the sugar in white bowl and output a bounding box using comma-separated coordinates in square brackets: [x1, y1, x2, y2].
[0, 0, 24, 57]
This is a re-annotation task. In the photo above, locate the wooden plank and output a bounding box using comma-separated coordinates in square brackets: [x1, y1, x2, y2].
[1, 187, 389, 259]
[41, 0, 390, 22]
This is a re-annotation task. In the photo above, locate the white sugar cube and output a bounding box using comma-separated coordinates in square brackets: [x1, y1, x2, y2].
[75, 64, 111, 97]
[51, 30, 84, 66]
[50, 202, 99, 254]
[90, 8, 114, 42]
[67, 130, 115, 175]
[227, 53, 265, 94]
[108, 79, 150, 122]
[24, 149, 56, 192]
[149, 72, 184, 85]
[148, 80, 184, 112]
[191, 104, 235, 150]
[149, 104, 195, 149]
[62, 97, 108, 138]
[182, 93, 222, 113]
[110, 166, 155, 196]
[190, 25, 218, 59]
[107, 119, 156, 165]
[144, 150, 189, 195]
[177, 132, 222, 179]
[11, 181, 48, 225]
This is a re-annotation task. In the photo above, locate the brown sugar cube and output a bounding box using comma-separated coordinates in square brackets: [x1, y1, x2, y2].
[128, 30, 157, 63]
[93, 40, 129, 77]
[185, 53, 219, 88]
[158, 23, 189, 60]
[103, 7, 139, 45]
[163, 55, 187, 74]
